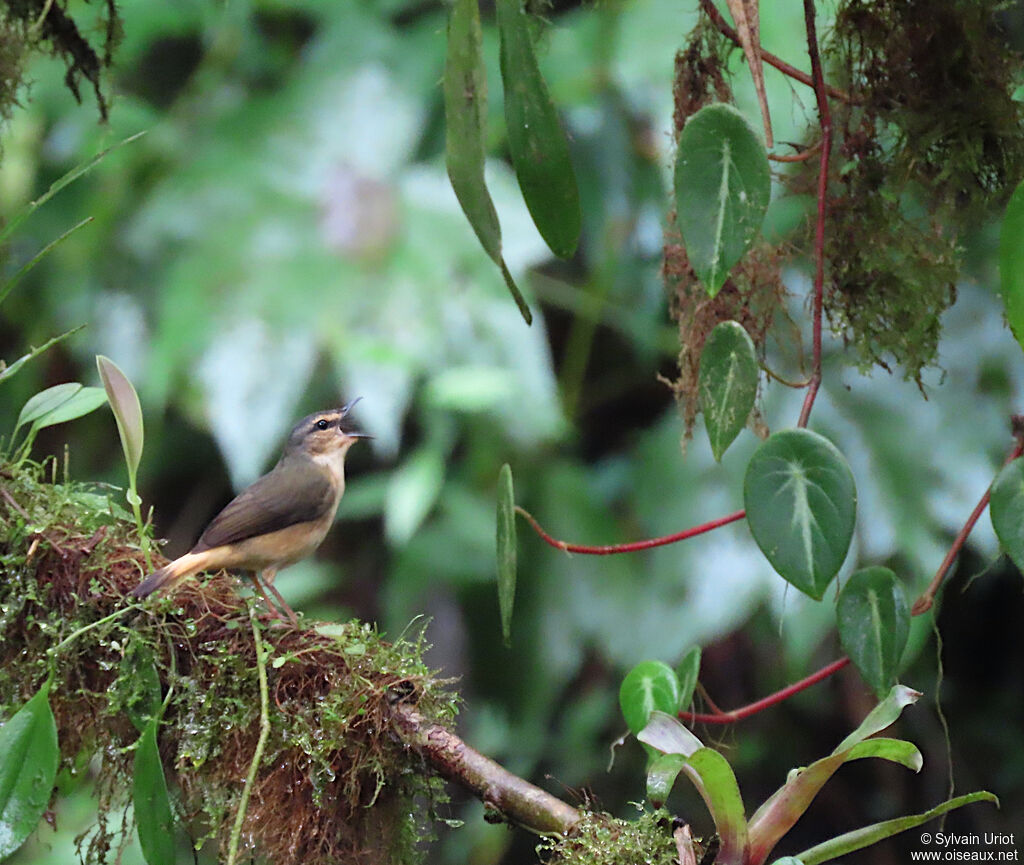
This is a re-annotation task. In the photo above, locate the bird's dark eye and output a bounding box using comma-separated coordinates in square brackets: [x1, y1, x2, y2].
[316, 419, 330, 431]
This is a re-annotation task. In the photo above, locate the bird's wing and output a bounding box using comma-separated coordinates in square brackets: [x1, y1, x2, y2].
[192, 456, 335, 551]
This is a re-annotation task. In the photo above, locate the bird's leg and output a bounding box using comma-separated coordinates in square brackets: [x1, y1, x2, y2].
[261, 568, 299, 627]
[247, 572, 286, 621]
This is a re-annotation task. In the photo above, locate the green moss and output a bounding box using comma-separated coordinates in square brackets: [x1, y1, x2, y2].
[811, 0, 1024, 379]
[538, 808, 688, 865]
[673, 1, 1024, 383]
[0, 457, 458, 865]
[0, 0, 120, 121]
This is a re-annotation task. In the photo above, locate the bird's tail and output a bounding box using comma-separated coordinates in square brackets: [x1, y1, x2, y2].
[130, 552, 212, 599]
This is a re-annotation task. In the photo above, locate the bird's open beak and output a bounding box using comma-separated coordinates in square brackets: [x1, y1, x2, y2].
[339, 397, 372, 439]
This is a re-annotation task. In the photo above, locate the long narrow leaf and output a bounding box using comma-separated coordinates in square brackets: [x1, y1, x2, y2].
[497, 0, 581, 259]
[747, 686, 920, 865]
[845, 737, 922, 772]
[795, 791, 998, 865]
[0, 327, 85, 386]
[496, 463, 517, 646]
[97, 356, 145, 480]
[133, 719, 176, 865]
[0, 218, 94, 309]
[687, 748, 747, 865]
[444, 0, 532, 324]
[0, 682, 59, 859]
[724, 0, 772, 146]
[0, 132, 145, 248]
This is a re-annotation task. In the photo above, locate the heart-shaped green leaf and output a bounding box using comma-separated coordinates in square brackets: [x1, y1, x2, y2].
[496, 463, 517, 647]
[699, 321, 759, 460]
[133, 719, 176, 865]
[837, 567, 910, 697]
[497, 0, 581, 260]
[675, 103, 770, 296]
[445, 0, 531, 324]
[0, 682, 59, 859]
[990, 458, 1024, 575]
[619, 661, 681, 737]
[744, 429, 857, 600]
[999, 178, 1024, 349]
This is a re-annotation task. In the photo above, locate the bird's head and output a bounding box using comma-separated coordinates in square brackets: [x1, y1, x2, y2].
[285, 399, 371, 460]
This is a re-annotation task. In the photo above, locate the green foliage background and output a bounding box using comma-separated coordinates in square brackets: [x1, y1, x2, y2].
[1, 1, 1022, 862]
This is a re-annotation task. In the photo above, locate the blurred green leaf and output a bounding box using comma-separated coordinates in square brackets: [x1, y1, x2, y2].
[97, 356, 145, 480]
[445, 0, 532, 324]
[989, 458, 1024, 574]
[385, 446, 446, 546]
[699, 321, 758, 460]
[619, 661, 680, 737]
[496, 463, 517, 647]
[744, 429, 857, 600]
[999, 178, 1024, 349]
[0, 682, 59, 860]
[132, 719, 176, 865]
[426, 366, 517, 412]
[675, 103, 770, 296]
[497, 0, 581, 259]
[676, 646, 701, 712]
[15, 383, 82, 436]
[837, 567, 909, 697]
[794, 791, 998, 865]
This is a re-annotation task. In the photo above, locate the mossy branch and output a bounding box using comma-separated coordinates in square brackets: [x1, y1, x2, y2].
[391, 703, 581, 836]
[0, 461, 589, 864]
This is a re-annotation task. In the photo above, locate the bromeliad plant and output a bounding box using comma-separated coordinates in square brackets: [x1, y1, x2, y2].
[621, 667, 996, 865]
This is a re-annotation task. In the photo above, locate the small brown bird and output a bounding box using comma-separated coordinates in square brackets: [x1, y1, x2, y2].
[131, 401, 370, 624]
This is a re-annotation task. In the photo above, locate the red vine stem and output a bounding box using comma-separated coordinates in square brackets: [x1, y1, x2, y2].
[698, 0, 851, 103]
[912, 430, 1024, 615]
[673, 4, 840, 726]
[690, 428, 1024, 724]
[796, 0, 831, 430]
[515, 506, 745, 555]
[681, 656, 851, 724]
